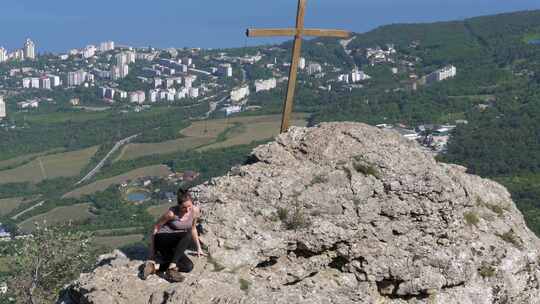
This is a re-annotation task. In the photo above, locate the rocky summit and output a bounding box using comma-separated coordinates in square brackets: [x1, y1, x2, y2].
[62, 122, 540, 304]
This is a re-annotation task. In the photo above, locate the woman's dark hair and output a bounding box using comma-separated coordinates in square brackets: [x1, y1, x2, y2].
[177, 188, 192, 205]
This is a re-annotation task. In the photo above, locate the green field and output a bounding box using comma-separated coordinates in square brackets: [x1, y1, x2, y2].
[115, 137, 212, 162]
[18, 203, 94, 233]
[93, 234, 144, 249]
[63, 165, 172, 198]
[196, 114, 308, 151]
[0, 146, 99, 184]
[114, 114, 308, 161]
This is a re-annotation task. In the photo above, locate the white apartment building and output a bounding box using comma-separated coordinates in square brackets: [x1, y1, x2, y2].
[83, 45, 96, 58]
[0, 96, 6, 119]
[0, 47, 7, 63]
[67, 70, 87, 86]
[218, 64, 233, 77]
[189, 87, 199, 98]
[129, 91, 146, 104]
[24, 38, 36, 60]
[351, 69, 371, 83]
[231, 85, 250, 102]
[426, 65, 457, 83]
[31, 77, 40, 88]
[299, 57, 306, 70]
[99, 41, 115, 52]
[184, 75, 196, 88]
[307, 63, 322, 75]
[39, 77, 51, 90]
[111, 65, 129, 80]
[255, 78, 277, 92]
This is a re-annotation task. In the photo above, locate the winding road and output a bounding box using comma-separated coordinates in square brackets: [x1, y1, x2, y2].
[75, 134, 140, 186]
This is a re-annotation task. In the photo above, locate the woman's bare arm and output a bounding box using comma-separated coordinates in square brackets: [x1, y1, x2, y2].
[191, 206, 205, 257]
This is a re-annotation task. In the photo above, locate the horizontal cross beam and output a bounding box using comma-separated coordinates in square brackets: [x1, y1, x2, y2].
[246, 28, 351, 38]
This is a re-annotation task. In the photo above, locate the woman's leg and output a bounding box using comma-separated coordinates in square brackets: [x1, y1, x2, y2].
[172, 232, 194, 273]
[155, 233, 180, 271]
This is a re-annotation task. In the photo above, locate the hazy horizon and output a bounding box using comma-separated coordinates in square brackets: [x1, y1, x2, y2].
[1, 0, 540, 53]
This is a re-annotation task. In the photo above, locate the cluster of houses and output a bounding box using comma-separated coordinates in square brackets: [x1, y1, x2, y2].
[377, 122, 465, 153]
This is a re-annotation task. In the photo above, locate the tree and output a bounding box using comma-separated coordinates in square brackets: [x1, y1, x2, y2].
[7, 223, 94, 304]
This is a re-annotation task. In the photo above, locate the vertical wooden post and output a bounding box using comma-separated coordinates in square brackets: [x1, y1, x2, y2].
[281, 0, 306, 133]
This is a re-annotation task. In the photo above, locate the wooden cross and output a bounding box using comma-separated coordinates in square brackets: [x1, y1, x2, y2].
[246, 0, 350, 133]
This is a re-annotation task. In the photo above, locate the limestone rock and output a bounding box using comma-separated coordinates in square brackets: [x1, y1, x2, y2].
[62, 122, 540, 304]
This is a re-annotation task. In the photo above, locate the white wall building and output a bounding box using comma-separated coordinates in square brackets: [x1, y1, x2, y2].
[307, 63, 322, 75]
[0, 96, 6, 119]
[184, 75, 196, 88]
[99, 41, 115, 52]
[67, 70, 87, 86]
[23, 38, 36, 60]
[255, 78, 277, 92]
[0, 47, 7, 63]
[31, 77, 40, 88]
[298, 57, 306, 70]
[111, 64, 129, 80]
[83, 45, 97, 58]
[426, 65, 457, 83]
[189, 87, 199, 98]
[351, 69, 371, 83]
[230, 85, 250, 103]
[40, 77, 51, 90]
[224, 105, 242, 116]
[129, 91, 146, 104]
[217, 64, 233, 77]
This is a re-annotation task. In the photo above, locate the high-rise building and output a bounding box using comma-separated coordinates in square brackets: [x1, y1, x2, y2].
[111, 65, 129, 80]
[23, 38, 36, 60]
[99, 41, 115, 52]
[299, 57, 306, 70]
[83, 45, 96, 59]
[0, 96, 6, 119]
[40, 77, 51, 90]
[0, 47, 7, 63]
[67, 70, 87, 86]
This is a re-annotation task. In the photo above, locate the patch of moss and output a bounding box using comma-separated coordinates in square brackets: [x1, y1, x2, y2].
[309, 174, 328, 186]
[497, 229, 523, 250]
[239, 278, 251, 292]
[207, 255, 226, 272]
[464, 211, 480, 226]
[478, 264, 496, 278]
[277, 207, 289, 221]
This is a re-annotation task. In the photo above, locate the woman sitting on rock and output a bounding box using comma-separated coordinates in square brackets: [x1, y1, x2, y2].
[143, 188, 205, 281]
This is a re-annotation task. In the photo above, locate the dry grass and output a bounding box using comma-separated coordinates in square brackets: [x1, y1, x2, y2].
[17, 203, 94, 233]
[0, 146, 99, 184]
[93, 234, 144, 249]
[63, 165, 172, 198]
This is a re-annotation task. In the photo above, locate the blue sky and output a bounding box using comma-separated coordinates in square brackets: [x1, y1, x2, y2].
[1, 0, 539, 52]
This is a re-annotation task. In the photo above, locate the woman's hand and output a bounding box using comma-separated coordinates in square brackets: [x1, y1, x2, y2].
[196, 248, 207, 257]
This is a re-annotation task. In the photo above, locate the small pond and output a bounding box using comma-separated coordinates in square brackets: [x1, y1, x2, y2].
[528, 39, 540, 45]
[127, 191, 149, 203]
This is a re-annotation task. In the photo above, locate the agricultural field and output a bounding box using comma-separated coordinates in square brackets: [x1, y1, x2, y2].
[0, 148, 65, 170]
[0, 146, 99, 184]
[115, 137, 212, 162]
[115, 114, 309, 161]
[63, 165, 172, 198]
[197, 115, 308, 151]
[93, 234, 144, 249]
[17, 203, 94, 233]
[0, 197, 36, 216]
